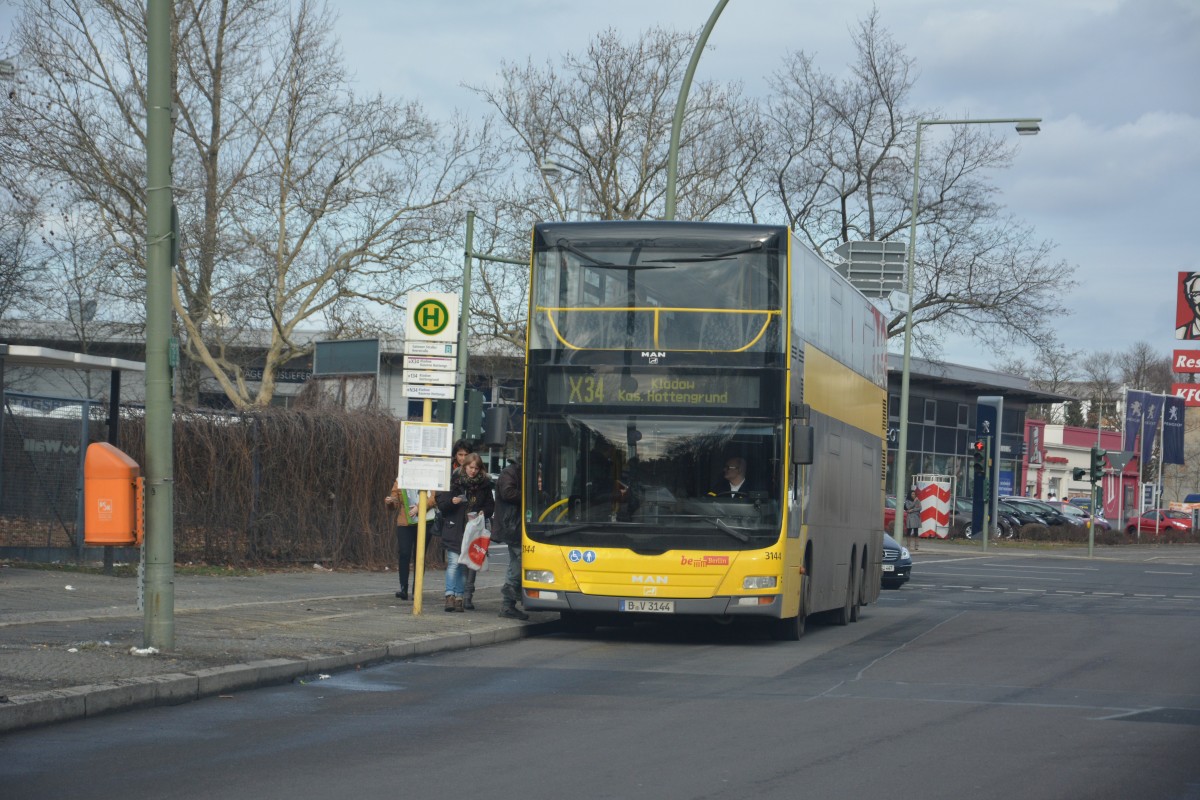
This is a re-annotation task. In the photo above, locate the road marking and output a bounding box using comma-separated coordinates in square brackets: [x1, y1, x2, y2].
[1092, 592, 1123, 596]
[1134, 593, 1167, 598]
[1055, 590, 1085, 594]
[1145, 570, 1193, 575]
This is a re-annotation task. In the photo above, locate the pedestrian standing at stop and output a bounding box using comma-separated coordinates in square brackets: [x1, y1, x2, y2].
[451, 439, 481, 608]
[435, 452, 494, 612]
[904, 489, 921, 552]
[384, 481, 420, 600]
[493, 458, 529, 620]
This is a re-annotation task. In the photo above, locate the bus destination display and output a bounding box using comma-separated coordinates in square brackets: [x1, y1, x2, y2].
[547, 371, 759, 407]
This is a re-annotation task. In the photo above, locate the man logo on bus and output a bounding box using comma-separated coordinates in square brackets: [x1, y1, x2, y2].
[412, 298, 449, 336]
[641, 351, 666, 364]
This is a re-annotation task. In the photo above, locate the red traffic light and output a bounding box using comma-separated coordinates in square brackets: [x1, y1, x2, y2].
[972, 440, 985, 452]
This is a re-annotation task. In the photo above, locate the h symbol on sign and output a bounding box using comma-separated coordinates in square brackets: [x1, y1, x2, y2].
[419, 306, 443, 328]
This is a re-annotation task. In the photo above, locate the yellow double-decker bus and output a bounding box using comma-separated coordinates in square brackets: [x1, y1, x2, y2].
[519, 221, 887, 639]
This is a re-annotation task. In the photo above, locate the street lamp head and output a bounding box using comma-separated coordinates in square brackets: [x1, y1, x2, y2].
[1014, 119, 1041, 136]
[539, 159, 562, 179]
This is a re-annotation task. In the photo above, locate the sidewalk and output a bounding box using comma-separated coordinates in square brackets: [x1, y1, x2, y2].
[0, 559, 555, 734]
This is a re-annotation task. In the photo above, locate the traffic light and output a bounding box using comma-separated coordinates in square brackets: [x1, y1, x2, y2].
[1089, 446, 1106, 481]
[465, 388, 484, 439]
[971, 440, 986, 476]
[1071, 467, 1087, 481]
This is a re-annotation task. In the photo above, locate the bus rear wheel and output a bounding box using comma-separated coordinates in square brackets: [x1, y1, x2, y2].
[832, 563, 858, 626]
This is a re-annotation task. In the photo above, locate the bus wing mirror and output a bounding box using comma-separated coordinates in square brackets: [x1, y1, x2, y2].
[791, 423, 813, 465]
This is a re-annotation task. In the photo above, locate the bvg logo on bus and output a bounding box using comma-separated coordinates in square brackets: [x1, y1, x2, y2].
[412, 299, 450, 336]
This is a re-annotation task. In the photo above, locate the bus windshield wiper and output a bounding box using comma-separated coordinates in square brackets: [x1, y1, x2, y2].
[708, 518, 750, 542]
[540, 523, 587, 539]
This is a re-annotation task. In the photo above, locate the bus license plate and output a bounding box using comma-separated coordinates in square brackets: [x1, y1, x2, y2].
[620, 599, 674, 613]
[882, 564, 895, 572]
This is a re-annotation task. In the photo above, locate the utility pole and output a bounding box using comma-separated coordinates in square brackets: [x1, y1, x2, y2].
[143, 0, 175, 649]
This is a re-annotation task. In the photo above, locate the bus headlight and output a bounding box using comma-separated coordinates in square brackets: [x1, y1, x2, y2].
[743, 576, 778, 590]
[525, 569, 555, 584]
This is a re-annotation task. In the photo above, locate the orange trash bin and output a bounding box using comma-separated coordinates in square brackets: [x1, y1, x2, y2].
[84, 442, 144, 546]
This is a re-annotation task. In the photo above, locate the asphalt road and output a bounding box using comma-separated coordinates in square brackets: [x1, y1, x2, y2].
[4, 550, 1200, 800]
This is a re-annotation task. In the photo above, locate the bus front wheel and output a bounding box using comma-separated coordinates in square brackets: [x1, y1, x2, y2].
[770, 574, 809, 641]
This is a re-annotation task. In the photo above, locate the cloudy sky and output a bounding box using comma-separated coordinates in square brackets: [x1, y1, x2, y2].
[3, 0, 1198, 373]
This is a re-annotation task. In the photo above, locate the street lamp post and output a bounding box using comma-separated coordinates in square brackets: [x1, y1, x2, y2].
[540, 158, 585, 221]
[892, 117, 1041, 551]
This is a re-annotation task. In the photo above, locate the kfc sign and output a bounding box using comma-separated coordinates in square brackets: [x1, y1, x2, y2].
[1174, 349, 1200, 372]
[1172, 383, 1200, 406]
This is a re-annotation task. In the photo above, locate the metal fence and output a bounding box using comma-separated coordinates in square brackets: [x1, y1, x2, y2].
[0, 391, 108, 556]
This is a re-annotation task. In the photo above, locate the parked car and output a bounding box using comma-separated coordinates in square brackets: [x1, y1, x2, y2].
[955, 497, 1006, 539]
[1068, 496, 1093, 513]
[1000, 496, 1072, 526]
[881, 531, 912, 589]
[1042, 500, 1111, 531]
[1125, 509, 1193, 536]
[884, 494, 897, 530]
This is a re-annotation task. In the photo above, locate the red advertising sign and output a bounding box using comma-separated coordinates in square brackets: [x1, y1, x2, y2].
[1174, 350, 1200, 372]
[1176, 271, 1200, 339]
[1172, 383, 1200, 406]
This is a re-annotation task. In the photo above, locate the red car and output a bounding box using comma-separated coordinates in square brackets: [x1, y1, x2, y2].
[1125, 509, 1193, 536]
[884, 494, 897, 529]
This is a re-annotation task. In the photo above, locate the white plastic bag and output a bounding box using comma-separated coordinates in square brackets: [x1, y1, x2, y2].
[460, 513, 490, 571]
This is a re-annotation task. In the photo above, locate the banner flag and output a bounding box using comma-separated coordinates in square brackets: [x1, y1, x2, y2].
[1141, 394, 1165, 466]
[1163, 395, 1186, 465]
[1123, 389, 1147, 453]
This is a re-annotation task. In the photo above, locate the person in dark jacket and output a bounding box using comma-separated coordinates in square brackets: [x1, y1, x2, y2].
[451, 440, 480, 607]
[493, 460, 529, 620]
[435, 453, 494, 612]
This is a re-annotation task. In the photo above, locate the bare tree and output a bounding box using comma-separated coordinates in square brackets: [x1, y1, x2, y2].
[3, 0, 493, 408]
[996, 345, 1081, 423]
[468, 27, 760, 223]
[1117, 341, 1173, 394]
[764, 10, 1074, 360]
[1079, 351, 1122, 430]
[0, 193, 44, 321]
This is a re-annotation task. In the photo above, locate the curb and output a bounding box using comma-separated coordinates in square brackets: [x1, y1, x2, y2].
[0, 619, 558, 734]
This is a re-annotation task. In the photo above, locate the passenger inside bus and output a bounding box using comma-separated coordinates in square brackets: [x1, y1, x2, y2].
[571, 438, 642, 521]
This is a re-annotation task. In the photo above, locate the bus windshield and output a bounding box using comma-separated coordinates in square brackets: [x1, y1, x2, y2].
[525, 413, 783, 552]
[531, 226, 785, 353]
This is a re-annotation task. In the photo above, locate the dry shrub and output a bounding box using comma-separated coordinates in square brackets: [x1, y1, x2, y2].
[119, 407, 408, 568]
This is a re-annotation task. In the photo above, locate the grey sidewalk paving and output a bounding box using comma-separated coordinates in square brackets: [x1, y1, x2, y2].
[0, 559, 554, 734]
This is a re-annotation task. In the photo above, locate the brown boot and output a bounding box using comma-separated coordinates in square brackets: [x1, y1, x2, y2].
[444, 595, 455, 612]
[454, 596, 465, 612]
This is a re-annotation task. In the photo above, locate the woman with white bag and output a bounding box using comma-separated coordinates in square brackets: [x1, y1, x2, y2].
[435, 453, 495, 612]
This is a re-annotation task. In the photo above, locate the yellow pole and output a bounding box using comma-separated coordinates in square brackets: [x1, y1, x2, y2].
[412, 397, 433, 615]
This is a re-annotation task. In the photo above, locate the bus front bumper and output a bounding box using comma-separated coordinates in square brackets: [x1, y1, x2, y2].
[522, 590, 783, 617]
